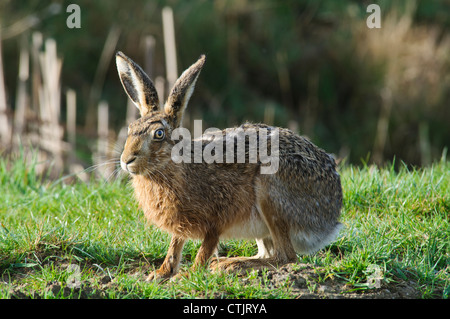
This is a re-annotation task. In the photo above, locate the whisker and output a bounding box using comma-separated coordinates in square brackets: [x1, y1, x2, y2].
[84, 160, 120, 175]
[105, 166, 127, 184]
[54, 158, 121, 185]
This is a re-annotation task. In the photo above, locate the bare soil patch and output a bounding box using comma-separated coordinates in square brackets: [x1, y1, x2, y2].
[2, 261, 425, 299]
[258, 263, 422, 299]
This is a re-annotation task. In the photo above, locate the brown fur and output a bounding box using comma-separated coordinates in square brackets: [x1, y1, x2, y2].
[115, 52, 343, 280]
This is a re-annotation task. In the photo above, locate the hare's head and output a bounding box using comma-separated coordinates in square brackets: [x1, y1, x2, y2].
[116, 51, 205, 175]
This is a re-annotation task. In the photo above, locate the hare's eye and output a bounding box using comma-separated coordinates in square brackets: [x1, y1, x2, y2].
[154, 129, 165, 140]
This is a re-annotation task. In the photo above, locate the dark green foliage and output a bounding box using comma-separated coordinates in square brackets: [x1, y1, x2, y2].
[1, 0, 449, 165]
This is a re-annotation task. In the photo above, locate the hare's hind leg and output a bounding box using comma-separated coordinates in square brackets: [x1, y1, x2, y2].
[255, 237, 274, 258]
[256, 196, 297, 264]
[211, 197, 297, 274]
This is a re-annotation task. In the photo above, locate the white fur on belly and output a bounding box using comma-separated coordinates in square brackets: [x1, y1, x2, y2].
[220, 208, 269, 240]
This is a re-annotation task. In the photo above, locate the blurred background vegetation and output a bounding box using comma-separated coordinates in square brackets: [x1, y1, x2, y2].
[0, 0, 449, 168]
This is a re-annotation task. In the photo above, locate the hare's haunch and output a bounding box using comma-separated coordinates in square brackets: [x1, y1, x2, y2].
[116, 52, 342, 280]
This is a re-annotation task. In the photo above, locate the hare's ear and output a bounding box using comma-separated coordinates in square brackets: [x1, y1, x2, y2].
[116, 51, 160, 117]
[164, 55, 206, 127]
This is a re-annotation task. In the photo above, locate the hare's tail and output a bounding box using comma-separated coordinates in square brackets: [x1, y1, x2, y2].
[289, 222, 342, 254]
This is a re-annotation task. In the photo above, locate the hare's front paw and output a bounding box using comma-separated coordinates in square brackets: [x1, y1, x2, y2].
[146, 270, 171, 283]
[170, 271, 190, 282]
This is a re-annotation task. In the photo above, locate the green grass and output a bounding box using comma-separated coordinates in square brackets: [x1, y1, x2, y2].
[0, 153, 449, 299]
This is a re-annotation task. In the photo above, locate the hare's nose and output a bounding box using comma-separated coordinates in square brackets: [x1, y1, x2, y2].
[121, 156, 137, 173]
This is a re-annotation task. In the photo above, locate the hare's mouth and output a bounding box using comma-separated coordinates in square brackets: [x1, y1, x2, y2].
[120, 156, 138, 175]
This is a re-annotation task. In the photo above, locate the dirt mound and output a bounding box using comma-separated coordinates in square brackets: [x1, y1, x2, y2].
[254, 263, 420, 299]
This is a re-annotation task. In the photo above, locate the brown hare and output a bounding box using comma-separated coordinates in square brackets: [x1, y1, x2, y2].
[116, 51, 343, 281]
